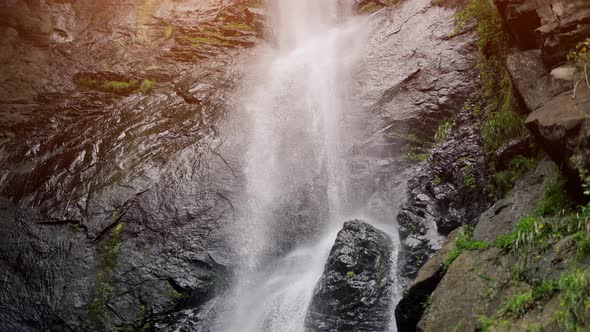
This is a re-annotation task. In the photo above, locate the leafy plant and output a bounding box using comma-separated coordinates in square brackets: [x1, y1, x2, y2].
[480, 110, 527, 153]
[461, 165, 477, 189]
[567, 38, 590, 98]
[534, 174, 573, 217]
[444, 227, 489, 267]
[556, 268, 590, 331]
[499, 290, 534, 317]
[435, 119, 453, 143]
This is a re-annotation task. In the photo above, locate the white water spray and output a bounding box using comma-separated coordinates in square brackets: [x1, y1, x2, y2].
[221, 1, 398, 331]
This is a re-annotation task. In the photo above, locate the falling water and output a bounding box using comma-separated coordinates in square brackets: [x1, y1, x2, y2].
[220, 1, 397, 331]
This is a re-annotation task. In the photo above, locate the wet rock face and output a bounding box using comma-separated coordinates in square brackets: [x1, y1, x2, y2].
[305, 220, 394, 332]
[0, 0, 263, 330]
[397, 110, 489, 279]
[351, 0, 479, 283]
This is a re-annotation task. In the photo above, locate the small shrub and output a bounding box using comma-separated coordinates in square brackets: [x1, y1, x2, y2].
[461, 165, 477, 189]
[573, 231, 590, 258]
[480, 110, 527, 153]
[491, 156, 537, 197]
[346, 271, 356, 279]
[567, 38, 590, 97]
[532, 280, 558, 301]
[534, 175, 573, 217]
[499, 290, 534, 317]
[435, 120, 452, 143]
[556, 268, 590, 331]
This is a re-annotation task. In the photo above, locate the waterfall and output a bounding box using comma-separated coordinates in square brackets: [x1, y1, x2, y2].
[220, 1, 397, 331]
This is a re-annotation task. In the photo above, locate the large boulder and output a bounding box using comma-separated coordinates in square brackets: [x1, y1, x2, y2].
[304, 220, 395, 332]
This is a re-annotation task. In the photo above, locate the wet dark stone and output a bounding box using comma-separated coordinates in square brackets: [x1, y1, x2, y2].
[397, 109, 489, 280]
[305, 220, 394, 332]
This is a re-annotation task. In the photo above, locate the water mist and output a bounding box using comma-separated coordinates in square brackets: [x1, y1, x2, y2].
[221, 1, 395, 331]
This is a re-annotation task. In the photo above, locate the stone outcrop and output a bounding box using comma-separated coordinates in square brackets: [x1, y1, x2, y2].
[397, 109, 489, 279]
[495, 0, 590, 66]
[495, 0, 590, 200]
[305, 220, 394, 332]
[395, 161, 559, 331]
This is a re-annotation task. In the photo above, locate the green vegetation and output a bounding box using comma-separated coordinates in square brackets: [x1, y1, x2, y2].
[359, 2, 381, 13]
[534, 175, 573, 217]
[480, 110, 527, 154]
[461, 165, 477, 189]
[86, 221, 126, 330]
[77, 76, 156, 95]
[567, 38, 590, 97]
[397, 131, 432, 163]
[499, 290, 534, 317]
[68, 223, 81, 233]
[140, 79, 155, 94]
[346, 271, 356, 280]
[453, 0, 531, 197]
[444, 227, 489, 267]
[556, 268, 590, 331]
[165, 282, 186, 301]
[79, 78, 139, 94]
[492, 156, 538, 197]
[434, 119, 452, 143]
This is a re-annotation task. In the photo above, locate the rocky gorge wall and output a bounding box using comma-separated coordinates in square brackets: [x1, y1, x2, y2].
[394, 0, 590, 331]
[1, 0, 589, 331]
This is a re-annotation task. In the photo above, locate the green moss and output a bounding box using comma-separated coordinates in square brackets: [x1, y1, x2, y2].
[140, 79, 155, 94]
[165, 282, 186, 301]
[454, 0, 528, 155]
[359, 2, 382, 13]
[86, 221, 126, 330]
[432, 176, 442, 186]
[68, 223, 81, 233]
[444, 246, 461, 267]
[444, 227, 489, 267]
[461, 165, 477, 189]
[78, 77, 140, 94]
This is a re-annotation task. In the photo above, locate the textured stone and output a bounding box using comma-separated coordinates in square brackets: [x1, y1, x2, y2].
[305, 220, 394, 332]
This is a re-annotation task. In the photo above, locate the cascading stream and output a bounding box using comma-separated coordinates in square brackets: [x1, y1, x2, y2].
[220, 1, 398, 331]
